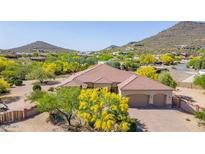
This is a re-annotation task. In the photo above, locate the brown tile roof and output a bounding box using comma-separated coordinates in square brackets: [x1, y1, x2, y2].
[118, 74, 173, 91]
[62, 80, 82, 87]
[62, 63, 134, 84]
[58, 63, 173, 91]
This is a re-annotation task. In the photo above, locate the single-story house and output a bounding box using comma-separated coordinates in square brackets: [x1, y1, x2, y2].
[58, 63, 173, 108]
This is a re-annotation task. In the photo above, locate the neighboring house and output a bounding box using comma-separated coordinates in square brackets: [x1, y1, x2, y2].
[58, 64, 173, 108]
[30, 56, 46, 62]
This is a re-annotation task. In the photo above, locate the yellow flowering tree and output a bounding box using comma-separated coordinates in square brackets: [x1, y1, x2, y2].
[0, 56, 17, 71]
[135, 66, 158, 80]
[78, 88, 135, 132]
[160, 54, 174, 65]
[0, 78, 10, 94]
[43, 62, 58, 74]
[139, 54, 157, 65]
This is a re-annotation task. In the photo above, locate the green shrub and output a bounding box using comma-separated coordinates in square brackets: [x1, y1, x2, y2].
[7, 77, 18, 86]
[158, 71, 177, 88]
[194, 75, 205, 89]
[195, 109, 205, 124]
[14, 79, 23, 86]
[33, 84, 42, 91]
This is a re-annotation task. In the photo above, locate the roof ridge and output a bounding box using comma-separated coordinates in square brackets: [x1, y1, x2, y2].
[93, 76, 111, 83]
[55, 64, 103, 87]
[118, 74, 138, 89]
[71, 63, 103, 80]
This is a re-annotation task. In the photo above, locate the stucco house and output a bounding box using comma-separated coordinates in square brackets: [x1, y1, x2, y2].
[58, 63, 173, 108]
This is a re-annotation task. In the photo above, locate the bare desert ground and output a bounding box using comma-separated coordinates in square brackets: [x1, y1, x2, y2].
[174, 87, 205, 108]
[3, 113, 65, 132]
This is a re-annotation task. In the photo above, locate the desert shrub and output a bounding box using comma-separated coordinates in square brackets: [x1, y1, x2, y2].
[122, 61, 140, 71]
[195, 109, 205, 125]
[193, 75, 205, 89]
[0, 79, 10, 94]
[48, 87, 55, 91]
[158, 71, 177, 88]
[14, 79, 23, 86]
[106, 60, 121, 69]
[187, 56, 205, 70]
[33, 84, 42, 91]
[7, 76, 18, 86]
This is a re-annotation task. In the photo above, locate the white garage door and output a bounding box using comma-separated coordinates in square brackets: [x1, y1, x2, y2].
[128, 94, 149, 108]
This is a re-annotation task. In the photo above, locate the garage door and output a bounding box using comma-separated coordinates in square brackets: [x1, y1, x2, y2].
[128, 94, 149, 108]
[153, 94, 166, 107]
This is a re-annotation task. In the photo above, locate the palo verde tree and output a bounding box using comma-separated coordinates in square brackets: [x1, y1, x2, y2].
[139, 54, 157, 65]
[135, 66, 158, 80]
[0, 78, 10, 94]
[26, 66, 55, 84]
[160, 54, 174, 65]
[78, 88, 135, 132]
[27, 87, 81, 126]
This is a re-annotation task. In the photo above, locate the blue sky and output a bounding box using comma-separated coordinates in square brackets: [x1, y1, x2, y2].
[0, 21, 178, 51]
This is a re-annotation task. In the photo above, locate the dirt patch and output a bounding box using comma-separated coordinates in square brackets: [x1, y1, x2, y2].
[4, 113, 65, 132]
[174, 87, 205, 108]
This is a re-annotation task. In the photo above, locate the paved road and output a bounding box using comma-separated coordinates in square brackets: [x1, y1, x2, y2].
[129, 108, 205, 132]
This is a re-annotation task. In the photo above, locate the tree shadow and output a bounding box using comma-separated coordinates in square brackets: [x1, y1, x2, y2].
[0, 96, 21, 104]
[132, 118, 148, 132]
[32, 80, 61, 86]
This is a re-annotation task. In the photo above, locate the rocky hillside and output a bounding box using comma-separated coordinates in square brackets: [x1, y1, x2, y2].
[119, 21, 205, 51]
[4, 41, 75, 53]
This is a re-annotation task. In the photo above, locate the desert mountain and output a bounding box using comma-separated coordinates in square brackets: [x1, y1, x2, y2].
[120, 21, 205, 51]
[104, 45, 120, 50]
[4, 41, 75, 53]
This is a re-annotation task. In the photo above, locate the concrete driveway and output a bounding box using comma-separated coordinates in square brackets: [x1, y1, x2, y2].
[129, 108, 205, 132]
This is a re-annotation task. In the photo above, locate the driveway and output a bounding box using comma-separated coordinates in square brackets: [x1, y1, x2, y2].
[129, 108, 205, 132]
